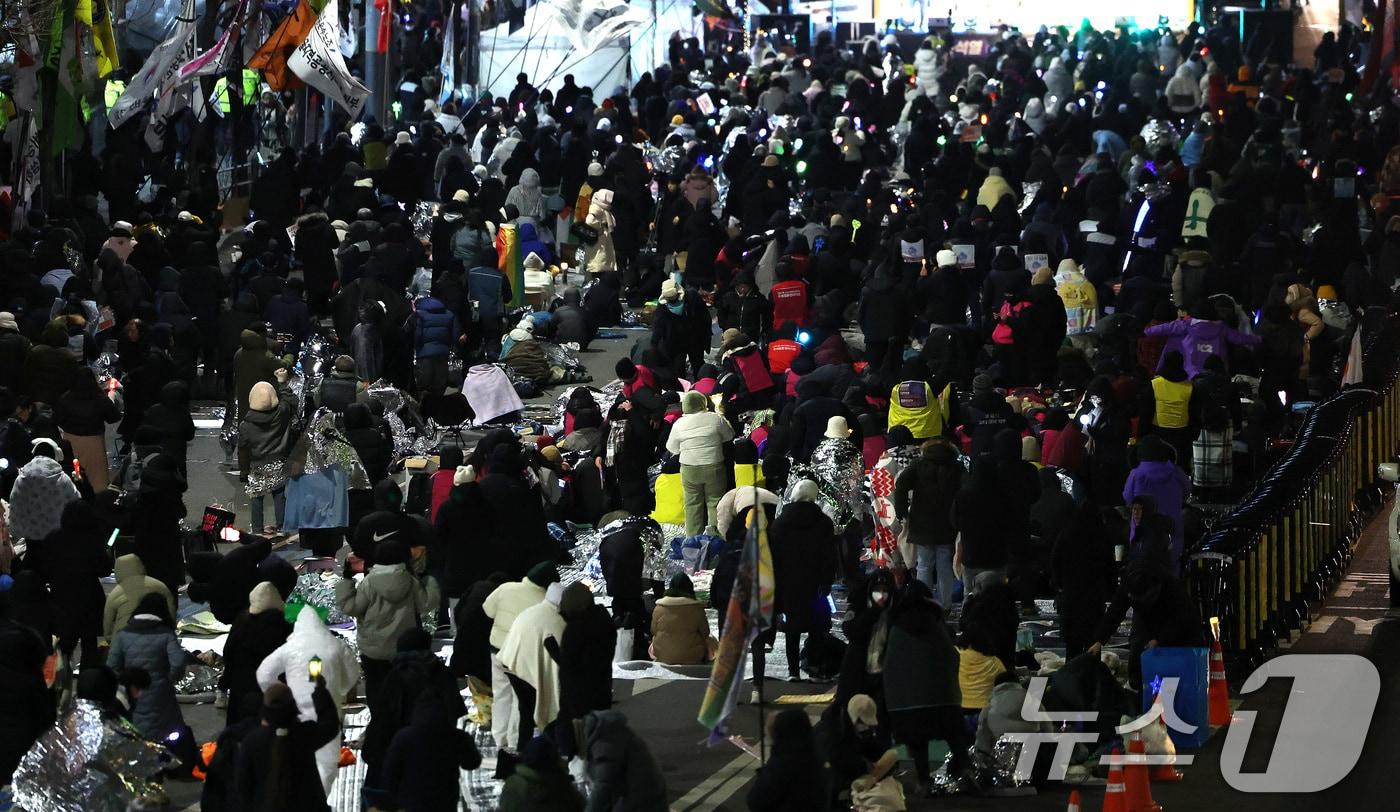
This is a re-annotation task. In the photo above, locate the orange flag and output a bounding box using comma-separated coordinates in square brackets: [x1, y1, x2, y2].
[248, 0, 316, 90]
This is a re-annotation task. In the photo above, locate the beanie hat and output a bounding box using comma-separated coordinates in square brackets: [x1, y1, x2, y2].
[791, 479, 821, 502]
[587, 162, 604, 177]
[453, 465, 476, 486]
[935, 248, 958, 267]
[681, 390, 708, 414]
[527, 561, 560, 586]
[452, 189, 471, 203]
[973, 373, 995, 396]
[559, 582, 593, 615]
[1031, 266, 1054, 286]
[0, 312, 16, 331]
[524, 252, 545, 271]
[395, 131, 412, 146]
[762, 154, 780, 167]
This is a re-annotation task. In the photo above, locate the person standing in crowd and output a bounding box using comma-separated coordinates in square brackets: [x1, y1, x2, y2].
[335, 539, 436, 703]
[54, 368, 120, 493]
[666, 390, 735, 536]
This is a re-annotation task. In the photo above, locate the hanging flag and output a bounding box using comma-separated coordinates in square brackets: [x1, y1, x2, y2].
[108, 0, 197, 128]
[496, 223, 525, 307]
[10, 112, 41, 231]
[248, 0, 317, 91]
[288, 0, 371, 118]
[177, 0, 250, 82]
[375, 0, 392, 52]
[147, 25, 203, 151]
[438, 3, 456, 105]
[46, 0, 85, 156]
[76, 0, 119, 77]
[697, 503, 775, 738]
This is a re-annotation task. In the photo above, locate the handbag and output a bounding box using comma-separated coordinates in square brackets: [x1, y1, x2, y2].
[570, 221, 599, 245]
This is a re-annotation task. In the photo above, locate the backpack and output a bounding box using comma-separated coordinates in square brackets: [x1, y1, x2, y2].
[115, 452, 161, 495]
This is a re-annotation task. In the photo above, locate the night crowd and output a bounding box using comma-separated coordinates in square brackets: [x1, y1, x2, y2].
[0, 10, 1394, 811]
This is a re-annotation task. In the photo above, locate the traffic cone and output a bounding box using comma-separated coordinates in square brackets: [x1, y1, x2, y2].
[1124, 733, 1162, 812]
[1101, 747, 1127, 812]
[1068, 788, 1082, 812]
[1208, 638, 1231, 727]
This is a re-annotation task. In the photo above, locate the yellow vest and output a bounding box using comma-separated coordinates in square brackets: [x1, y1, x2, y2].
[887, 381, 949, 440]
[104, 79, 125, 112]
[211, 77, 233, 114]
[243, 69, 261, 103]
[651, 471, 686, 525]
[1151, 377, 1193, 429]
[734, 462, 765, 490]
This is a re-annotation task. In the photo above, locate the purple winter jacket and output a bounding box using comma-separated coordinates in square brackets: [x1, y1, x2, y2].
[1123, 459, 1191, 572]
[1143, 318, 1261, 378]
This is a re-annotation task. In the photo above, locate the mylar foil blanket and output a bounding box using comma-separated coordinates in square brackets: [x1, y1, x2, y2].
[292, 570, 352, 625]
[12, 700, 176, 812]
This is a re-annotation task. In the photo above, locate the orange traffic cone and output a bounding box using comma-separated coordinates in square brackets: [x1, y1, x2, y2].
[1208, 639, 1231, 727]
[1124, 732, 1162, 812]
[1067, 788, 1082, 812]
[1101, 748, 1127, 812]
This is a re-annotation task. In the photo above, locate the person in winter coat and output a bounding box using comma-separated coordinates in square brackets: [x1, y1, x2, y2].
[232, 328, 286, 418]
[103, 552, 176, 638]
[344, 403, 393, 484]
[140, 380, 196, 476]
[746, 708, 832, 811]
[1165, 62, 1203, 116]
[583, 271, 625, 327]
[1150, 350, 1195, 468]
[21, 318, 79, 406]
[1142, 302, 1262, 378]
[27, 500, 111, 667]
[1123, 434, 1191, 573]
[451, 572, 508, 685]
[1052, 503, 1114, 658]
[257, 606, 360, 793]
[0, 311, 32, 388]
[497, 735, 585, 811]
[362, 628, 467, 808]
[769, 479, 838, 678]
[222, 582, 292, 723]
[555, 582, 616, 724]
[484, 562, 557, 764]
[1090, 559, 1204, 689]
[666, 390, 735, 536]
[550, 285, 597, 348]
[236, 679, 342, 812]
[7, 440, 79, 541]
[264, 278, 312, 353]
[315, 355, 361, 413]
[54, 367, 121, 492]
[950, 455, 1018, 591]
[499, 581, 568, 752]
[650, 572, 716, 664]
[106, 592, 186, 740]
[384, 694, 482, 812]
[414, 294, 461, 397]
[239, 376, 295, 532]
[884, 580, 971, 795]
[556, 709, 669, 812]
[894, 439, 963, 608]
[479, 444, 562, 578]
[336, 539, 436, 702]
[585, 189, 618, 274]
[0, 613, 53, 787]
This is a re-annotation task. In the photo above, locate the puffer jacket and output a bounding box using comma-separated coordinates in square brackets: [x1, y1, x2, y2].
[107, 616, 185, 737]
[257, 606, 360, 722]
[103, 554, 177, 637]
[316, 369, 360, 413]
[584, 189, 617, 274]
[913, 44, 939, 95]
[414, 296, 460, 359]
[650, 596, 710, 665]
[7, 456, 79, 541]
[335, 563, 435, 660]
[452, 226, 496, 272]
[238, 382, 296, 468]
[550, 286, 595, 347]
[577, 710, 669, 811]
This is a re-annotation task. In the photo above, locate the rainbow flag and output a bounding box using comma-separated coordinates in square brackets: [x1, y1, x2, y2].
[496, 223, 524, 308]
[697, 498, 775, 738]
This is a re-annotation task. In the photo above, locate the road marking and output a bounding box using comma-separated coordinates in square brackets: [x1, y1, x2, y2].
[671, 751, 755, 811]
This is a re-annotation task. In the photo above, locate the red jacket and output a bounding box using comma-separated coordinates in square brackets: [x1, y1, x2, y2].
[771, 280, 810, 329]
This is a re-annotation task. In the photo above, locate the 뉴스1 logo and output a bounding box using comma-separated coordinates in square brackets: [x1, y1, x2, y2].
[1002, 654, 1377, 790]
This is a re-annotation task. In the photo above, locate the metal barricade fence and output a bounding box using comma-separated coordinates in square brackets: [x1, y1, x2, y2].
[1188, 308, 1400, 673]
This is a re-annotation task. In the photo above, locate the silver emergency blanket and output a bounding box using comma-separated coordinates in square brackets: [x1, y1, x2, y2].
[410, 201, 438, 241]
[788, 437, 866, 531]
[303, 408, 373, 490]
[246, 459, 287, 496]
[174, 659, 224, 696]
[365, 379, 417, 460]
[12, 700, 176, 812]
[539, 339, 587, 376]
[1139, 118, 1180, 154]
[291, 570, 352, 625]
[976, 736, 1036, 790]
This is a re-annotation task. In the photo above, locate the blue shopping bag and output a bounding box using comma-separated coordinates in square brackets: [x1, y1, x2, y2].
[1140, 646, 1211, 749]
